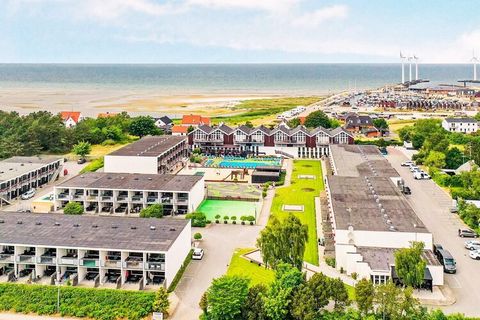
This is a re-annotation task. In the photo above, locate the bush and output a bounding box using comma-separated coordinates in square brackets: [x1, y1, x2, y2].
[194, 232, 203, 240]
[231, 216, 237, 225]
[0, 283, 156, 320]
[63, 202, 84, 215]
[351, 272, 358, 280]
[139, 204, 163, 218]
[168, 250, 193, 293]
[240, 216, 247, 225]
[186, 212, 207, 227]
[101, 139, 117, 146]
[79, 157, 104, 174]
[325, 257, 336, 268]
[262, 190, 267, 198]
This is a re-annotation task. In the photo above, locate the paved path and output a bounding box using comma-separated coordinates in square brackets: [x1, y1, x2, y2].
[386, 147, 480, 317]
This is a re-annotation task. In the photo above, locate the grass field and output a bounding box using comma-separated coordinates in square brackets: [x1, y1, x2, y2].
[65, 143, 128, 160]
[211, 96, 323, 126]
[270, 160, 323, 265]
[226, 248, 275, 286]
[388, 119, 416, 134]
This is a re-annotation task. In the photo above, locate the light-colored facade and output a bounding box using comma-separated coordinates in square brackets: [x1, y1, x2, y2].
[54, 172, 205, 215]
[104, 136, 188, 175]
[0, 157, 63, 203]
[0, 213, 191, 289]
[442, 118, 478, 133]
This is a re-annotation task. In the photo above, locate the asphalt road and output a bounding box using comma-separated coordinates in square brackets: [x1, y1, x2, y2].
[387, 147, 480, 317]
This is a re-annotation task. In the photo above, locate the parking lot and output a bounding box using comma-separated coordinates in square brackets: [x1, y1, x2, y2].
[387, 147, 480, 317]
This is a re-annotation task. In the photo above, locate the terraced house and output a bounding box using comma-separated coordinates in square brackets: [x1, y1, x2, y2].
[188, 123, 354, 158]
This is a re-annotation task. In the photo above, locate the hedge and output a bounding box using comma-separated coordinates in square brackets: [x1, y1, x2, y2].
[80, 157, 104, 174]
[0, 283, 156, 320]
[168, 249, 193, 293]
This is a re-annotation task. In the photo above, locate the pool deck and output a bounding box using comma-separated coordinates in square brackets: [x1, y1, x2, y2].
[178, 166, 252, 182]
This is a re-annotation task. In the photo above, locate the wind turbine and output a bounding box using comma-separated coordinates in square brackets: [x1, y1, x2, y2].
[472, 50, 479, 81]
[408, 56, 413, 82]
[413, 55, 419, 80]
[400, 51, 406, 83]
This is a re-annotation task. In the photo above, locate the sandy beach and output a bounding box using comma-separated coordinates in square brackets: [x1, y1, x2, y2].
[0, 86, 288, 118]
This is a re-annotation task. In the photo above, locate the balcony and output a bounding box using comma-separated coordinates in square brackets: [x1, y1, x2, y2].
[18, 252, 36, 263]
[57, 193, 69, 199]
[125, 256, 143, 269]
[116, 195, 129, 202]
[59, 256, 78, 266]
[38, 255, 57, 265]
[274, 139, 306, 145]
[194, 137, 223, 143]
[235, 138, 264, 144]
[100, 195, 113, 201]
[80, 258, 100, 267]
[104, 255, 122, 268]
[146, 262, 165, 271]
[161, 197, 172, 204]
[131, 195, 144, 203]
[0, 253, 14, 263]
[176, 197, 189, 205]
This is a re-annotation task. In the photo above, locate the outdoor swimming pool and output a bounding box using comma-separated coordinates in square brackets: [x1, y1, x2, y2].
[204, 156, 282, 169]
[197, 199, 259, 221]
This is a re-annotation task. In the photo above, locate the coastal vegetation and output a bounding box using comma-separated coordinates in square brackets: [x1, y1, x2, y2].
[0, 283, 159, 320]
[0, 111, 159, 159]
[211, 96, 322, 126]
[269, 160, 323, 265]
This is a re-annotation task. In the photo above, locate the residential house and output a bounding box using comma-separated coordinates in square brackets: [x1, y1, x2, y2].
[442, 118, 478, 133]
[60, 111, 83, 128]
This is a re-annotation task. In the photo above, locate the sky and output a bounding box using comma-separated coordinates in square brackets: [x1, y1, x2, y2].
[0, 0, 479, 63]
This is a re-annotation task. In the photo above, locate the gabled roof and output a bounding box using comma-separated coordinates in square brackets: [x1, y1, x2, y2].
[290, 125, 310, 135]
[196, 124, 214, 134]
[251, 125, 271, 135]
[60, 111, 81, 123]
[182, 114, 210, 126]
[271, 125, 291, 135]
[345, 114, 373, 128]
[155, 116, 173, 125]
[172, 125, 189, 134]
[236, 125, 253, 134]
[310, 126, 330, 135]
[329, 127, 354, 137]
[444, 117, 478, 123]
[217, 124, 234, 134]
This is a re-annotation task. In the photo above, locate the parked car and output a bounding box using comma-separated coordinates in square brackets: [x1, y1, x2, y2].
[77, 158, 87, 164]
[192, 248, 204, 260]
[450, 207, 459, 214]
[436, 249, 456, 274]
[21, 189, 36, 200]
[401, 161, 415, 167]
[413, 171, 431, 180]
[401, 186, 411, 195]
[469, 249, 480, 260]
[459, 229, 479, 238]
[433, 244, 443, 256]
[465, 240, 480, 250]
[410, 166, 420, 172]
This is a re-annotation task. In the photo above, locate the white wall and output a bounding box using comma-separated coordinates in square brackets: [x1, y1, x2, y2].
[335, 229, 433, 250]
[427, 265, 444, 286]
[165, 220, 191, 288]
[104, 156, 158, 174]
[188, 178, 205, 212]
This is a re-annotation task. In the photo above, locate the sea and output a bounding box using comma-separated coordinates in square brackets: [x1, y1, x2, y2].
[0, 64, 475, 94]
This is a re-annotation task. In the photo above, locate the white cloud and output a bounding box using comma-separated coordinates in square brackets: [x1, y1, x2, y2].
[80, 0, 183, 20]
[186, 0, 300, 13]
[291, 5, 348, 27]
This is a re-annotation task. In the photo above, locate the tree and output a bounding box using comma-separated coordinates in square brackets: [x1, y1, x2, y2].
[129, 116, 160, 137]
[445, 147, 466, 169]
[374, 282, 423, 320]
[328, 278, 349, 311]
[194, 232, 203, 240]
[394, 241, 426, 288]
[64, 202, 84, 215]
[72, 141, 92, 159]
[152, 287, 169, 314]
[466, 137, 480, 166]
[373, 118, 389, 130]
[355, 278, 374, 316]
[245, 121, 254, 128]
[206, 275, 250, 320]
[264, 263, 305, 320]
[475, 112, 480, 121]
[257, 214, 308, 270]
[304, 110, 332, 128]
[139, 204, 164, 218]
[424, 151, 446, 169]
[199, 292, 208, 315]
[187, 125, 195, 133]
[287, 118, 301, 128]
[291, 272, 331, 320]
[241, 284, 268, 320]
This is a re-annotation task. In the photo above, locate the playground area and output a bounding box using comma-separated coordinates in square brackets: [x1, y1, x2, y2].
[204, 156, 282, 169]
[197, 199, 260, 221]
[178, 166, 252, 182]
[206, 182, 262, 200]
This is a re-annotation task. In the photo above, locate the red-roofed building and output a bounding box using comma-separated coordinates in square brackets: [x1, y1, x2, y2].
[172, 125, 190, 136]
[181, 114, 210, 126]
[60, 111, 83, 128]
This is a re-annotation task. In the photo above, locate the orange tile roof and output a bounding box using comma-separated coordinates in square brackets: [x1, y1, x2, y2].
[97, 112, 118, 118]
[181, 114, 210, 126]
[172, 125, 189, 134]
[60, 111, 81, 123]
[299, 116, 306, 125]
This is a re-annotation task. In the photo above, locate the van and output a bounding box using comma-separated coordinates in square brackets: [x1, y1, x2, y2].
[436, 249, 456, 274]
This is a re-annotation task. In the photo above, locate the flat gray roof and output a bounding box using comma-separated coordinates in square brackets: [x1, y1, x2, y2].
[0, 212, 188, 252]
[330, 145, 399, 178]
[108, 135, 187, 157]
[358, 247, 440, 271]
[0, 156, 62, 182]
[327, 175, 428, 233]
[57, 172, 202, 192]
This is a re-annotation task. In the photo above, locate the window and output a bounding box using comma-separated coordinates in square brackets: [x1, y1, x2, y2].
[371, 274, 389, 285]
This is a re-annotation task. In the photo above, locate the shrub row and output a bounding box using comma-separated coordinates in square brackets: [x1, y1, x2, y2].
[168, 249, 193, 293]
[0, 283, 155, 320]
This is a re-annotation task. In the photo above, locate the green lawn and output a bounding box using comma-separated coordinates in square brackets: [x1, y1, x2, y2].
[270, 160, 323, 265]
[226, 248, 275, 286]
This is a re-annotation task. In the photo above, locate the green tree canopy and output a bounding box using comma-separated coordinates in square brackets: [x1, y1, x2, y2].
[72, 141, 92, 159]
[140, 204, 164, 218]
[424, 150, 446, 169]
[64, 202, 84, 215]
[206, 275, 250, 320]
[257, 214, 308, 270]
[355, 278, 375, 316]
[394, 241, 427, 288]
[373, 118, 389, 129]
[287, 118, 301, 128]
[445, 147, 466, 169]
[241, 284, 268, 320]
[152, 287, 169, 314]
[129, 116, 160, 137]
[303, 110, 332, 128]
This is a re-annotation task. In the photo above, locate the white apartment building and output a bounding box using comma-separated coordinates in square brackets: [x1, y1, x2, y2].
[0, 212, 191, 289]
[442, 118, 478, 133]
[104, 135, 188, 175]
[54, 172, 205, 216]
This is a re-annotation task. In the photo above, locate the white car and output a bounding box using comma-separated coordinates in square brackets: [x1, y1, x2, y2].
[465, 240, 480, 250]
[401, 161, 415, 167]
[469, 249, 480, 260]
[410, 166, 420, 172]
[413, 171, 431, 180]
[192, 248, 204, 260]
[21, 189, 36, 200]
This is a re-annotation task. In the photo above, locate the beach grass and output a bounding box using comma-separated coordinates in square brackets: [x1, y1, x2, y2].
[226, 248, 275, 286]
[269, 160, 323, 265]
[211, 96, 323, 126]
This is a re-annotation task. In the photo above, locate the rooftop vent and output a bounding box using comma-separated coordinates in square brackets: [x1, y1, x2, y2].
[92, 224, 98, 228]
[169, 227, 176, 231]
[389, 225, 396, 231]
[148, 178, 152, 181]
[111, 225, 118, 229]
[130, 226, 137, 230]
[150, 226, 156, 230]
[17, 221, 23, 224]
[36, 222, 42, 225]
[0, 219, 4, 224]
[54, 222, 60, 226]
[73, 224, 80, 227]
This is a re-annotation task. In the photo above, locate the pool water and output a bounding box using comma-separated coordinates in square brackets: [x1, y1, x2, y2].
[205, 156, 281, 169]
[197, 200, 259, 221]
